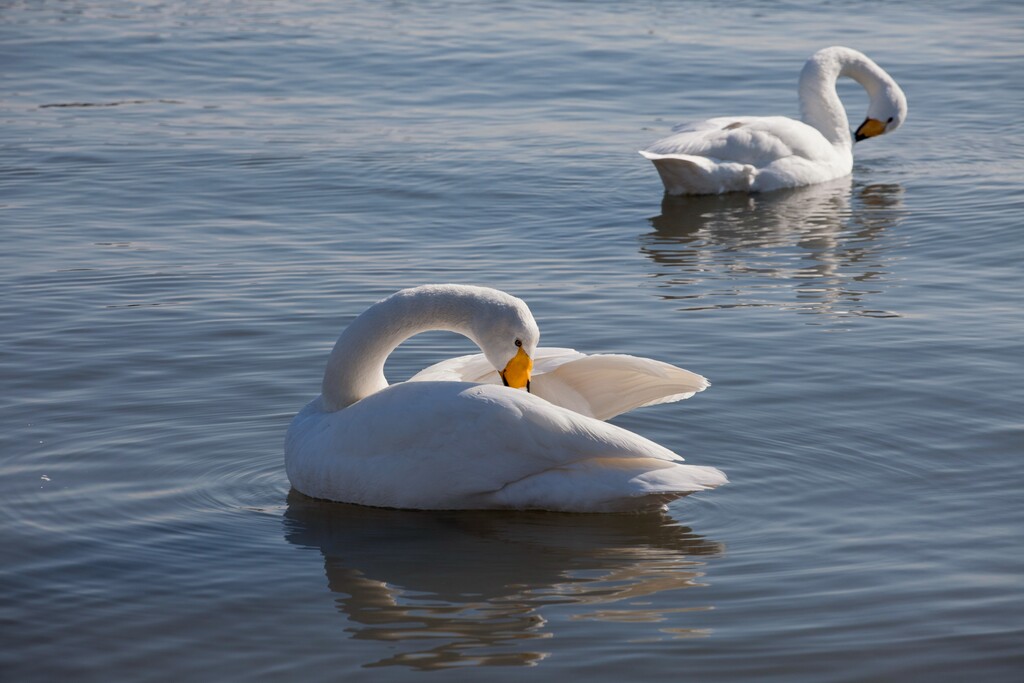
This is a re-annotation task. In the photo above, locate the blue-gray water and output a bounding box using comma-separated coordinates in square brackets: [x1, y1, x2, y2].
[2, 1, 1022, 680]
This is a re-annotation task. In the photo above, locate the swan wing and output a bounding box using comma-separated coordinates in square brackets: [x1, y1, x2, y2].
[645, 116, 829, 166]
[409, 347, 586, 384]
[285, 382, 726, 512]
[670, 117, 733, 134]
[533, 353, 709, 421]
[410, 349, 708, 420]
[407, 352, 497, 383]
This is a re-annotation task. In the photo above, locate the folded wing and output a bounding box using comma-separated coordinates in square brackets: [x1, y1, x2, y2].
[410, 348, 708, 421]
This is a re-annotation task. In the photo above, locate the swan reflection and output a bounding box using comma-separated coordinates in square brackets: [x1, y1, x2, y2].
[283, 491, 723, 670]
[642, 178, 906, 320]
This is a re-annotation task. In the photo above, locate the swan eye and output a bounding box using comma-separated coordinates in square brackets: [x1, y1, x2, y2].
[514, 339, 522, 348]
[887, 117, 894, 123]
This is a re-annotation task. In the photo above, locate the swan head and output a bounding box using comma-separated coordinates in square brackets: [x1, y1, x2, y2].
[854, 75, 907, 142]
[463, 287, 539, 392]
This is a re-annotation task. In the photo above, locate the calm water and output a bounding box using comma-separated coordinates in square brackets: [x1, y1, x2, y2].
[2, 1, 1022, 680]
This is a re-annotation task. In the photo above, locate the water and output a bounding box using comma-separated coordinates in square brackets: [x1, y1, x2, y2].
[2, 1, 1022, 679]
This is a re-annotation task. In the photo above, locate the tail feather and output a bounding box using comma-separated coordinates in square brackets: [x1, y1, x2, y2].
[639, 150, 755, 195]
[486, 457, 728, 512]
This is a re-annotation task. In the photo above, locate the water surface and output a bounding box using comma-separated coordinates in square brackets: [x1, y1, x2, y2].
[2, 1, 1022, 680]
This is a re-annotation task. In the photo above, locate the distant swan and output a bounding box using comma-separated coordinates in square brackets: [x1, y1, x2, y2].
[640, 46, 907, 195]
[285, 285, 726, 512]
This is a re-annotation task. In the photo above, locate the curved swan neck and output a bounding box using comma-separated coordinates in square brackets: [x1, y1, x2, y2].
[320, 286, 487, 411]
[799, 47, 891, 147]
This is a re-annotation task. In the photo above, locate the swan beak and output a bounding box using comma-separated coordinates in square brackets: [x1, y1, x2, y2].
[854, 117, 887, 142]
[500, 347, 533, 392]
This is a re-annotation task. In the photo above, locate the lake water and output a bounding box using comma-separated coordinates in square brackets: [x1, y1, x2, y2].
[2, 1, 1022, 680]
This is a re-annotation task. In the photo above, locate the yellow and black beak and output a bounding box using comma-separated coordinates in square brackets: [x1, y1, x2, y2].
[854, 117, 887, 142]
[500, 347, 533, 392]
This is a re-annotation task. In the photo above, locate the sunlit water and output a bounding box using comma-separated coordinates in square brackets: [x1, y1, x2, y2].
[2, 1, 1022, 680]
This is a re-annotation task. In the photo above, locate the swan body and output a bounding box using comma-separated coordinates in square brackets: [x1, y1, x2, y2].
[641, 46, 907, 195]
[285, 285, 726, 512]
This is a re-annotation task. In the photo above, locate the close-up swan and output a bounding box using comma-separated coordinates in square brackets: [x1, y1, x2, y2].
[285, 285, 726, 512]
[640, 46, 907, 195]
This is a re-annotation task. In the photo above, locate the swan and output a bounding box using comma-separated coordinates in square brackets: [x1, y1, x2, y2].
[640, 46, 907, 195]
[285, 285, 726, 512]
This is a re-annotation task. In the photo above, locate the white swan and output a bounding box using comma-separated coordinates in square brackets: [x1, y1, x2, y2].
[640, 46, 907, 195]
[285, 285, 726, 512]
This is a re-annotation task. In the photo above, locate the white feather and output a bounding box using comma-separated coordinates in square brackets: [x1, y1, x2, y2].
[411, 348, 708, 420]
[641, 47, 907, 195]
[285, 286, 725, 512]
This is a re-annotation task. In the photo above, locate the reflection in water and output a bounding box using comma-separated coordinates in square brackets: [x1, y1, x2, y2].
[283, 492, 723, 670]
[642, 178, 906, 320]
